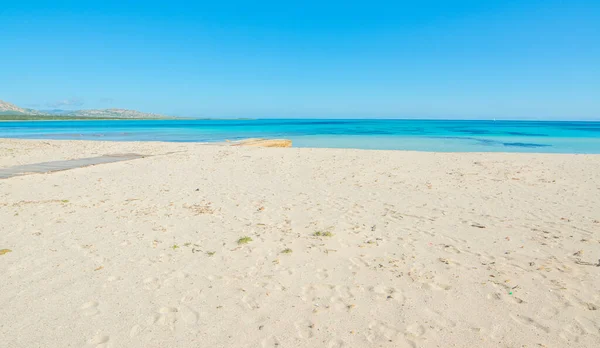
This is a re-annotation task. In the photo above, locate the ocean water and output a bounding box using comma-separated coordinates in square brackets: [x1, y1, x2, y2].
[1, 119, 600, 153]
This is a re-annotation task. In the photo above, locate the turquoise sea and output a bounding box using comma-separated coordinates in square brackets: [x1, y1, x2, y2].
[1, 119, 600, 153]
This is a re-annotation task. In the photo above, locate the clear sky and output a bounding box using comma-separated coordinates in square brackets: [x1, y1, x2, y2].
[1, 0, 599, 119]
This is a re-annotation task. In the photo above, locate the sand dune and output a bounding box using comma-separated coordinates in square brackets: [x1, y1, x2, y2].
[1, 139, 599, 348]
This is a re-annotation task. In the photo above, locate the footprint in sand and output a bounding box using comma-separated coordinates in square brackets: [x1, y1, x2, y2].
[442, 244, 461, 254]
[509, 314, 550, 333]
[404, 324, 427, 346]
[80, 301, 100, 317]
[422, 308, 457, 329]
[300, 284, 351, 312]
[102, 275, 123, 289]
[560, 321, 587, 341]
[421, 281, 452, 291]
[370, 285, 406, 303]
[148, 307, 178, 328]
[84, 334, 111, 348]
[300, 283, 334, 302]
[142, 277, 161, 290]
[408, 267, 452, 291]
[315, 268, 329, 280]
[133, 304, 198, 337]
[147, 305, 199, 329]
[241, 294, 261, 310]
[327, 338, 346, 348]
[255, 280, 286, 294]
[365, 320, 402, 344]
[129, 324, 144, 338]
[294, 319, 315, 338]
[261, 335, 281, 347]
[334, 285, 355, 299]
[574, 316, 600, 337]
[538, 305, 560, 319]
[382, 207, 404, 224]
[178, 305, 199, 325]
[348, 257, 370, 270]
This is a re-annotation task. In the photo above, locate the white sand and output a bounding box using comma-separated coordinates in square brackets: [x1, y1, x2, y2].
[1, 139, 599, 348]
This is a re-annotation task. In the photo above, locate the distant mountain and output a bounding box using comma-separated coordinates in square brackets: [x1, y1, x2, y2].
[0, 100, 45, 115]
[39, 108, 168, 119]
[0, 99, 170, 119]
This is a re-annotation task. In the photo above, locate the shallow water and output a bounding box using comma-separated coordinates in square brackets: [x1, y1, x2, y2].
[1, 119, 600, 153]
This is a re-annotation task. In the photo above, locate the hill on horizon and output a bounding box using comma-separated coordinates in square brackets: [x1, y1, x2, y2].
[0, 99, 170, 119]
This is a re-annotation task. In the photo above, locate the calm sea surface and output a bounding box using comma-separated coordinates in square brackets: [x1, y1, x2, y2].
[1, 119, 600, 153]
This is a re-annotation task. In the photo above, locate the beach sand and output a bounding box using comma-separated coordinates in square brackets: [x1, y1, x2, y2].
[1, 139, 599, 348]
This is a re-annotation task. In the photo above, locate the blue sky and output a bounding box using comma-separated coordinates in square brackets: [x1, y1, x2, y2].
[1, 0, 599, 119]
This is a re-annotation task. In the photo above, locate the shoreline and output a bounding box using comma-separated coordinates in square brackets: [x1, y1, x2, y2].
[2, 117, 600, 122]
[2, 119, 600, 154]
[1, 137, 600, 156]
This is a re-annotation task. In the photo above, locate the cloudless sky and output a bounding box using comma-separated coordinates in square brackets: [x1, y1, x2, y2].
[1, 0, 599, 119]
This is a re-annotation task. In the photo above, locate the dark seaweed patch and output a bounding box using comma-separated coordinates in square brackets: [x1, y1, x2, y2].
[505, 131, 548, 136]
[502, 142, 551, 148]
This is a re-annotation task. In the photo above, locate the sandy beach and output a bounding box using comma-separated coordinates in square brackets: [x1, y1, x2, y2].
[1, 138, 599, 348]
